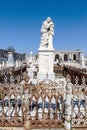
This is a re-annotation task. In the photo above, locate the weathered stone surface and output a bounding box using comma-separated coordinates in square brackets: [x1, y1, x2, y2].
[0, 127, 24, 130]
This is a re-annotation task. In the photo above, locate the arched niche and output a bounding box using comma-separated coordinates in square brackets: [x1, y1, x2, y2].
[73, 54, 76, 60]
[64, 54, 68, 61]
[55, 54, 59, 61]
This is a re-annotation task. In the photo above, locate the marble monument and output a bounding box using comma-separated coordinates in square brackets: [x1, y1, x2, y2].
[38, 17, 55, 81]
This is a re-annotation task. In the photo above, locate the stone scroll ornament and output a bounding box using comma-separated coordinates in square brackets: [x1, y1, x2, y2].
[40, 17, 54, 49]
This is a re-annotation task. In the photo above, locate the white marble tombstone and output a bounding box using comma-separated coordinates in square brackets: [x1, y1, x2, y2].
[7, 51, 14, 67]
[81, 52, 85, 68]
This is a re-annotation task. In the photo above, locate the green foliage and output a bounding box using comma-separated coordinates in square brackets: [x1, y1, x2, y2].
[35, 54, 38, 60]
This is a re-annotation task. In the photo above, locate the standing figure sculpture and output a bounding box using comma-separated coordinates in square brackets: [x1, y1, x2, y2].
[40, 17, 54, 49]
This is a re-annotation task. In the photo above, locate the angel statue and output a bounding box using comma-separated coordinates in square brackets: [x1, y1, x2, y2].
[40, 17, 54, 49]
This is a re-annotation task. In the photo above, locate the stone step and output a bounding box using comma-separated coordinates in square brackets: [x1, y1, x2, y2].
[0, 127, 23, 130]
[31, 128, 87, 130]
[0, 128, 66, 130]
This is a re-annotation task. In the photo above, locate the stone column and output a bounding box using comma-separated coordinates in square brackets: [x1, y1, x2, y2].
[61, 53, 64, 62]
[65, 75, 72, 130]
[81, 52, 85, 68]
[23, 91, 30, 130]
[2, 61, 5, 69]
[29, 51, 33, 63]
[68, 53, 72, 62]
[22, 73, 30, 130]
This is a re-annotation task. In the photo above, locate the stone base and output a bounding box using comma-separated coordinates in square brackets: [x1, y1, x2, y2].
[0, 127, 23, 130]
[0, 127, 86, 130]
[6, 63, 14, 68]
[65, 121, 71, 130]
[37, 73, 55, 81]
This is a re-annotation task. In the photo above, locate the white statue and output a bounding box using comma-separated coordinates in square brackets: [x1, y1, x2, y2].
[40, 17, 54, 49]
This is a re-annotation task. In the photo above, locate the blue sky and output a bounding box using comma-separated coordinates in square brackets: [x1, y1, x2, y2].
[0, 0, 87, 55]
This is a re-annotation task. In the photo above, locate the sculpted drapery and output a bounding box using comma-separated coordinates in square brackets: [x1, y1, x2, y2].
[40, 17, 54, 49]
